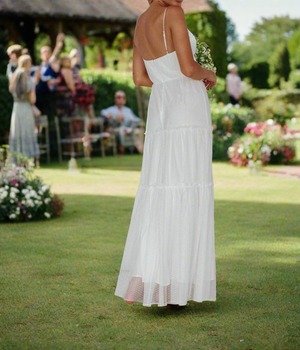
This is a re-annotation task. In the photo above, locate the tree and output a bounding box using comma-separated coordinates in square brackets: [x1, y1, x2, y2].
[288, 28, 300, 69]
[185, 1, 228, 77]
[268, 43, 291, 87]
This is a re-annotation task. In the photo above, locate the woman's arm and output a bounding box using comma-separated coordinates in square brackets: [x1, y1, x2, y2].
[29, 89, 36, 105]
[61, 68, 75, 92]
[169, 6, 216, 88]
[132, 43, 153, 88]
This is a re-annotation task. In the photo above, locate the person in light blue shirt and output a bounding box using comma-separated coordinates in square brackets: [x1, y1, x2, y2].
[101, 90, 143, 154]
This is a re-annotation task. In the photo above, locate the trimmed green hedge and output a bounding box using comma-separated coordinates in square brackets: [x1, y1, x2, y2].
[80, 69, 139, 115]
[0, 76, 13, 144]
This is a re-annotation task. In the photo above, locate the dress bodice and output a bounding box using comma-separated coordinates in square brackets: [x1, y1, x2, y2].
[143, 29, 197, 84]
[13, 75, 34, 102]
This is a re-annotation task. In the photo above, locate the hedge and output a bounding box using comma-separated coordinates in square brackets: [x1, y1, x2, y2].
[80, 69, 139, 116]
[0, 76, 13, 144]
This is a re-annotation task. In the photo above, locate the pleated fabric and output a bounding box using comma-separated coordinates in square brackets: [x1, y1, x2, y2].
[115, 29, 216, 307]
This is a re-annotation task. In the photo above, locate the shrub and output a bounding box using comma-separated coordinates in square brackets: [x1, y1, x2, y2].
[211, 103, 256, 160]
[244, 62, 270, 89]
[289, 70, 300, 89]
[228, 120, 297, 166]
[80, 69, 139, 115]
[268, 43, 291, 88]
[0, 151, 64, 222]
[253, 91, 300, 126]
[0, 75, 13, 144]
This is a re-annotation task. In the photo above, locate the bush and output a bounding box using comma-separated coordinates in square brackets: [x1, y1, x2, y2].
[211, 103, 256, 160]
[228, 120, 297, 166]
[0, 152, 64, 222]
[268, 43, 291, 88]
[80, 69, 140, 115]
[289, 70, 300, 89]
[0, 75, 13, 144]
[253, 90, 300, 126]
[185, 1, 228, 77]
[244, 62, 270, 89]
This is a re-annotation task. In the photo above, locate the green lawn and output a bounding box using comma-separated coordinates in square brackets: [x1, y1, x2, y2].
[1, 156, 299, 350]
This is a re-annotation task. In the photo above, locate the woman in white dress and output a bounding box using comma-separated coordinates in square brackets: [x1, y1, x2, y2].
[115, 0, 217, 307]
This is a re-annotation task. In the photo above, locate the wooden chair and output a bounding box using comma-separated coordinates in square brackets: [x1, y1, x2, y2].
[35, 115, 50, 163]
[55, 116, 85, 162]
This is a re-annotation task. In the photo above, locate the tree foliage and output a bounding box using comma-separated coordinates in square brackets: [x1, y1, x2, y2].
[230, 16, 300, 73]
[185, 1, 228, 77]
[268, 43, 291, 87]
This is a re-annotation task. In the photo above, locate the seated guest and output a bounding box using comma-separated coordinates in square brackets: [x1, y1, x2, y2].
[101, 90, 143, 154]
[35, 33, 65, 118]
[6, 45, 22, 81]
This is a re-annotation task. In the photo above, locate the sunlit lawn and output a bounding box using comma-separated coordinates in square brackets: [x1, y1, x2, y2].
[1, 155, 299, 350]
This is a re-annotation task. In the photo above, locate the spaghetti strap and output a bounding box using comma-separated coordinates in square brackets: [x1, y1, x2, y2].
[163, 7, 168, 54]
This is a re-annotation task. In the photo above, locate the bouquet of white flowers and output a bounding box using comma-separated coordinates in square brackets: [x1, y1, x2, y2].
[194, 40, 217, 73]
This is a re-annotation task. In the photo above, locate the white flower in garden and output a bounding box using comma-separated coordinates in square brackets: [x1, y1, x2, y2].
[10, 192, 16, 199]
[44, 198, 51, 204]
[9, 213, 16, 219]
[27, 186, 33, 190]
[266, 119, 274, 126]
[10, 188, 19, 193]
[10, 200, 14, 204]
[248, 153, 253, 158]
[22, 189, 29, 194]
[38, 190, 43, 196]
[291, 118, 296, 124]
[28, 214, 32, 219]
[261, 145, 271, 155]
[238, 147, 244, 154]
[25, 193, 31, 200]
[4, 185, 9, 190]
[30, 190, 37, 197]
[1, 191, 8, 199]
[44, 212, 51, 219]
[41, 185, 48, 193]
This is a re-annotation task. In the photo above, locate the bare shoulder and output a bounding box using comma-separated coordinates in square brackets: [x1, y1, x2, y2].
[167, 5, 185, 21]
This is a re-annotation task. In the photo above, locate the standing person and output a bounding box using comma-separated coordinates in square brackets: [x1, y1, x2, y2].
[35, 33, 65, 118]
[69, 48, 82, 84]
[56, 55, 75, 118]
[9, 55, 40, 165]
[101, 90, 142, 155]
[226, 63, 242, 106]
[6, 45, 22, 81]
[115, 0, 217, 307]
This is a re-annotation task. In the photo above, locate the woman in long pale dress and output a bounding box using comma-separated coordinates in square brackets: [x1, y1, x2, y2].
[115, 0, 217, 307]
[9, 55, 39, 164]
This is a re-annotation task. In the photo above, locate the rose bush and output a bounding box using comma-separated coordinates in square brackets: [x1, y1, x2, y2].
[227, 120, 297, 166]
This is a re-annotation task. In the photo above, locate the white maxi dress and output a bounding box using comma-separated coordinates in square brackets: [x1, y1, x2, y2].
[115, 8, 216, 307]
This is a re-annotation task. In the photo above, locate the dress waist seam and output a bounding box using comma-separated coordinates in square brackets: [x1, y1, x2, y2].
[138, 182, 214, 189]
[144, 124, 213, 135]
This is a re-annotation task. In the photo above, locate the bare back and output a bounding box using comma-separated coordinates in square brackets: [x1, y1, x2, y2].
[134, 5, 176, 61]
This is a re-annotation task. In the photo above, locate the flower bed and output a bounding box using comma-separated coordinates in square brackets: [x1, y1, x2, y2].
[211, 103, 256, 160]
[0, 160, 64, 222]
[227, 120, 297, 166]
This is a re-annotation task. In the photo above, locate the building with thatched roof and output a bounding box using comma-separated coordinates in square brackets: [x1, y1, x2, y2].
[0, 0, 212, 62]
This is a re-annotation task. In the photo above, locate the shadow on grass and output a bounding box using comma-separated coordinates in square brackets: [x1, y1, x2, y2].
[39, 154, 144, 172]
[1, 194, 299, 349]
